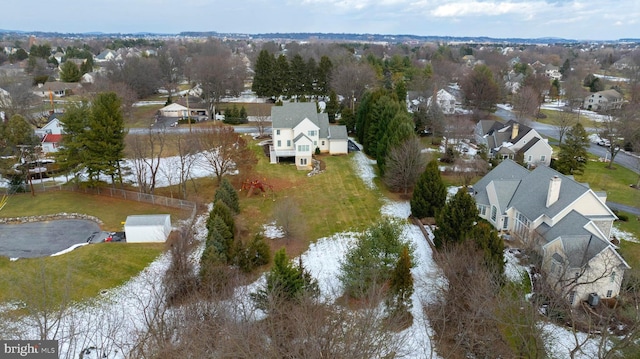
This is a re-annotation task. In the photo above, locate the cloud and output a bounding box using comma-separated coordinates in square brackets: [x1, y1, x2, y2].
[430, 0, 542, 17]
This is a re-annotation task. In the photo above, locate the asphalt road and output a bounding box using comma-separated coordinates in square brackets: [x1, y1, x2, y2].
[0, 219, 100, 258]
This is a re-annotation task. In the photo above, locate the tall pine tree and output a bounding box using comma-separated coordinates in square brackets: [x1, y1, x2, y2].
[554, 122, 589, 175]
[434, 188, 478, 248]
[410, 160, 447, 219]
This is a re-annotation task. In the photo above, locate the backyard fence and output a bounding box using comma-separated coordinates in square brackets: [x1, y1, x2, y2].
[3, 183, 198, 223]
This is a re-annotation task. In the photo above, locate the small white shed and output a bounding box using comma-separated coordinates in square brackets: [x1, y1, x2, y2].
[124, 214, 172, 243]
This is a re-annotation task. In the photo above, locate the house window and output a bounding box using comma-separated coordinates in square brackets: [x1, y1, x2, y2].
[606, 290, 613, 298]
[540, 155, 546, 162]
[321, 141, 325, 146]
[477, 205, 487, 216]
[297, 145, 310, 152]
[314, 141, 317, 146]
[502, 217, 508, 230]
[308, 130, 316, 136]
[569, 291, 576, 305]
[490, 206, 497, 222]
[527, 155, 532, 162]
[611, 271, 616, 283]
[276, 129, 280, 135]
[287, 140, 291, 147]
[300, 158, 307, 165]
[277, 140, 281, 147]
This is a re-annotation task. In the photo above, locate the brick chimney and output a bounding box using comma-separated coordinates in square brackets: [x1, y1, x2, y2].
[546, 176, 562, 207]
[511, 123, 519, 140]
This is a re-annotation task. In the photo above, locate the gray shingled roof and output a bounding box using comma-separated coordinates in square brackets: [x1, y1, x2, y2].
[328, 125, 348, 140]
[510, 165, 590, 221]
[271, 102, 323, 130]
[537, 210, 592, 243]
[561, 235, 610, 268]
[472, 160, 529, 196]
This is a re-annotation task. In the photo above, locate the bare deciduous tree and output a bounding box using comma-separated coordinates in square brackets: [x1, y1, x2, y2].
[196, 123, 256, 185]
[383, 137, 427, 195]
[273, 196, 305, 242]
[126, 127, 166, 194]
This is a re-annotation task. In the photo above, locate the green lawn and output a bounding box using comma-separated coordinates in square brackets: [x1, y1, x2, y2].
[0, 242, 164, 307]
[536, 109, 599, 130]
[238, 146, 382, 257]
[1, 191, 192, 231]
[573, 160, 640, 207]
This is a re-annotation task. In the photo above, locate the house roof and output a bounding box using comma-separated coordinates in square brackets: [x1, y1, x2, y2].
[518, 136, 541, 153]
[272, 102, 331, 138]
[160, 103, 187, 111]
[125, 214, 170, 227]
[328, 125, 348, 140]
[592, 89, 622, 101]
[510, 165, 591, 221]
[42, 134, 62, 143]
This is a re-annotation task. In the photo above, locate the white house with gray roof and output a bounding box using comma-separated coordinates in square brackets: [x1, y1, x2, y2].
[475, 120, 552, 167]
[472, 160, 629, 306]
[270, 102, 348, 170]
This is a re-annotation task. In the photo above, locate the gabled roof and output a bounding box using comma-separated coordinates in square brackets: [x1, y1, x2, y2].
[510, 165, 590, 221]
[272, 103, 321, 129]
[472, 159, 529, 197]
[293, 132, 312, 143]
[160, 103, 187, 111]
[591, 89, 622, 101]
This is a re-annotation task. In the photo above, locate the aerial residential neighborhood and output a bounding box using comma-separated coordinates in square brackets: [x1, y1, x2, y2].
[0, 22, 639, 359]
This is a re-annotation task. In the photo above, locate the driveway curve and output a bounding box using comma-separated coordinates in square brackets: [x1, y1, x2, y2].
[0, 219, 100, 258]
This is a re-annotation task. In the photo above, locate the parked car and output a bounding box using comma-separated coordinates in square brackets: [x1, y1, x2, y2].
[104, 232, 126, 242]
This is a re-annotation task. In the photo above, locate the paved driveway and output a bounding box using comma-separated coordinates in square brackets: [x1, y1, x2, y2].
[0, 219, 101, 258]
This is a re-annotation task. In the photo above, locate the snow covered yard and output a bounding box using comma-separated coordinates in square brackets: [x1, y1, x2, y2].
[5, 140, 637, 358]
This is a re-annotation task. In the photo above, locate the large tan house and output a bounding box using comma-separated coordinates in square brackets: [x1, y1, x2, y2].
[472, 160, 629, 306]
[475, 120, 552, 168]
[583, 89, 623, 112]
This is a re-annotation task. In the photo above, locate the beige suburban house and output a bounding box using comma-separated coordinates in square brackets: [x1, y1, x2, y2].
[475, 120, 552, 167]
[583, 89, 623, 112]
[270, 102, 348, 170]
[472, 160, 629, 306]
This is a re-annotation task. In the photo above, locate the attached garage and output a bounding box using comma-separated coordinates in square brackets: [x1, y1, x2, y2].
[124, 214, 172, 243]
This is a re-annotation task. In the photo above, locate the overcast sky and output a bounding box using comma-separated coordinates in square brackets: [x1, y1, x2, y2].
[4, 0, 638, 41]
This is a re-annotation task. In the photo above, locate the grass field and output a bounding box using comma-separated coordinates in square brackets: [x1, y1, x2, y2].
[0, 242, 164, 306]
[573, 160, 640, 207]
[536, 109, 599, 130]
[1, 191, 193, 231]
[236, 144, 382, 257]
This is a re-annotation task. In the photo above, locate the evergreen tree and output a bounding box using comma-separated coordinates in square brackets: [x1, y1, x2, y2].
[251, 248, 318, 310]
[206, 215, 234, 261]
[316, 55, 333, 97]
[461, 64, 501, 113]
[549, 79, 561, 101]
[235, 234, 271, 273]
[215, 178, 240, 214]
[470, 220, 505, 282]
[56, 102, 91, 182]
[60, 61, 82, 82]
[394, 79, 407, 105]
[364, 95, 402, 157]
[434, 188, 478, 248]
[82, 92, 125, 184]
[554, 122, 590, 175]
[209, 200, 235, 237]
[339, 219, 414, 299]
[326, 90, 339, 124]
[289, 54, 307, 100]
[410, 160, 447, 219]
[274, 54, 290, 98]
[386, 246, 414, 317]
[252, 50, 275, 97]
